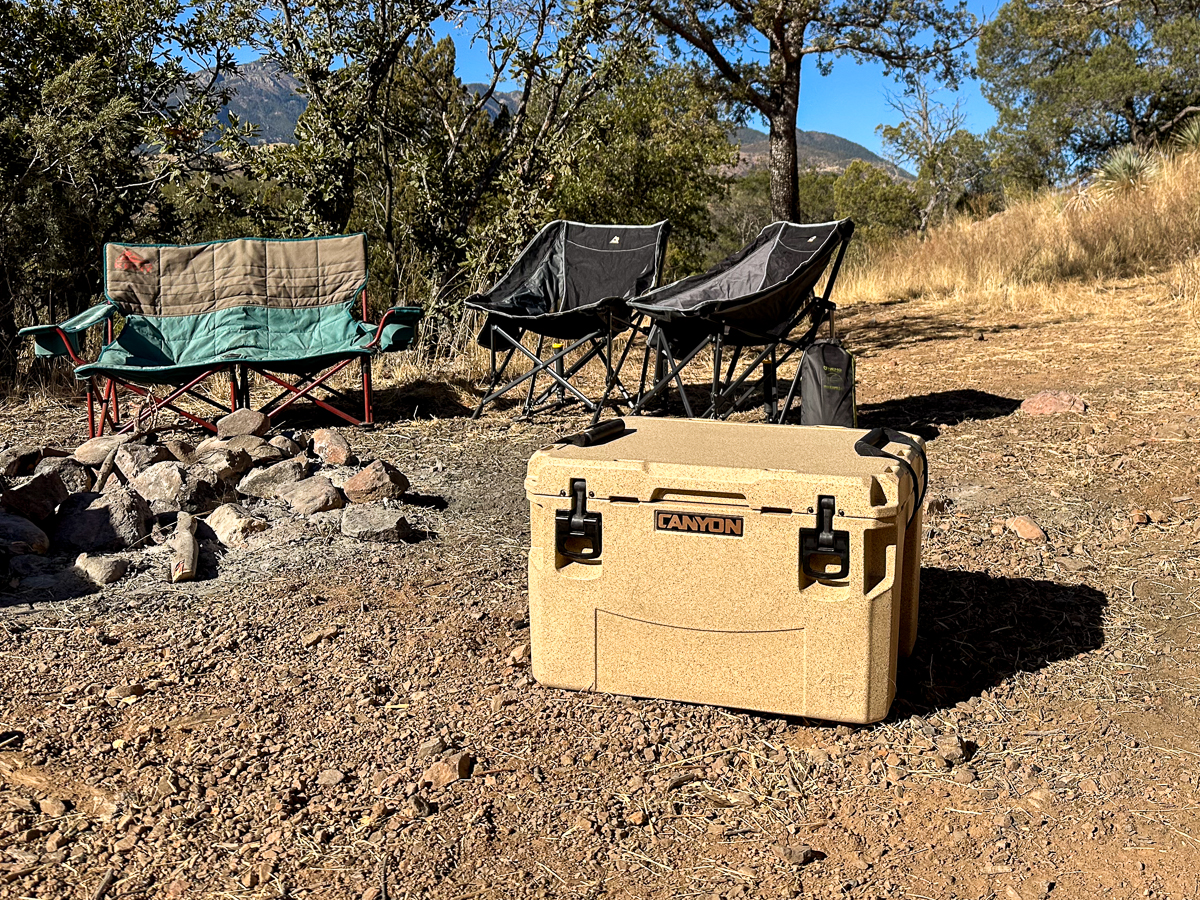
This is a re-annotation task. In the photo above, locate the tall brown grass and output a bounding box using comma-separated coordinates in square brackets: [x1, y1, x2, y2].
[841, 149, 1200, 318]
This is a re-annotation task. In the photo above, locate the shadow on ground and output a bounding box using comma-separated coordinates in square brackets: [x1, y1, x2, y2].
[858, 389, 1021, 439]
[894, 567, 1107, 717]
[848, 311, 996, 355]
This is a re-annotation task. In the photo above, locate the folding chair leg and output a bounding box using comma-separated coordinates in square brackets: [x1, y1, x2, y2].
[522, 335, 547, 417]
[472, 329, 519, 419]
[86, 379, 97, 439]
[711, 333, 723, 418]
[591, 321, 640, 425]
[362, 356, 374, 425]
[764, 355, 778, 422]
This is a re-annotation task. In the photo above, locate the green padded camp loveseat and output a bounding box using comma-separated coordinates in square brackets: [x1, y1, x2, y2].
[20, 233, 421, 435]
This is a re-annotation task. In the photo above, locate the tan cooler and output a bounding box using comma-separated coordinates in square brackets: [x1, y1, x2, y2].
[525, 418, 927, 724]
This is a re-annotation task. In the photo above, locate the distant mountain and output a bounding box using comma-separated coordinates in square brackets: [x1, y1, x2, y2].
[211, 63, 911, 180]
[734, 127, 913, 180]
[465, 83, 523, 118]
[215, 61, 307, 144]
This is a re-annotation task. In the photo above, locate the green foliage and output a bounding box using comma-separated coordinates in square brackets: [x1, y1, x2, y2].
[650, 0, 977, 219]
[0, 0, 243, 377]
[1091, 145, 1160, 198]
[551, 60, 734, 278]
[705, 171, 770, 268]
[978, 0, 1200, 178]
[878, 83, 996, 229]
[833, 161, 920, 244]
[1173, 117, 1200, 153]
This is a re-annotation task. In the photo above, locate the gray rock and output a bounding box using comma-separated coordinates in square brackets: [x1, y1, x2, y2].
[320, 465, 359, 489]
[114, 443, 174, 480]
[52, 488, 152, 552]
[268, 435, 303, 456]
[248, 443, 285, 466]
[316, 768, 345, 787]
[342, 460, 410, 503]
[130, 462, 222, 513]
[418, 736, 447, 759]
[206, 503, 268, 547]
[935, 733, 968, 765]
[194, 448, 253, 482]
[0, 512, 50, 554]
[224, 434, 265, 452]
[340, 505, 413, 543]
[193, 436, 226, 456]
[216, 408, 270, 439]
[74, 553, 129, 586]
[162, 439, 196, 465]
[311, 428, 353, 465]
[277, 477, 345, 516]
[224, 435, 284, 466]
[302, 625, 340, 648]
[2, 472, 69, 523]
[237, 457, 311, 500]
[73, 435, 132, 467]
[0, 445, 69, 478]
[33, 457, 93, 494]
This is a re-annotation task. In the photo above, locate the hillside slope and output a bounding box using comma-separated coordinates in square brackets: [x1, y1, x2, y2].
[734, 126, 912, 179]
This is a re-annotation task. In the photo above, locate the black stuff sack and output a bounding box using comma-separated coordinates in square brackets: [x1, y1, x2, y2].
[800, 338, 857, 427]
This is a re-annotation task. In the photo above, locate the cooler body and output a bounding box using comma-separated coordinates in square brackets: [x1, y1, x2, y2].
[525, 418, 926, 725]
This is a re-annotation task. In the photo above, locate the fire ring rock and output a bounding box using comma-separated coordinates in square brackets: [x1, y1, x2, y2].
[340, 505, 413, 543]
[52, 488, 152, 553]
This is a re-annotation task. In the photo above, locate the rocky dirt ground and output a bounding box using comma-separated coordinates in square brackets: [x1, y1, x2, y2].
[2, 294, 1200, 900]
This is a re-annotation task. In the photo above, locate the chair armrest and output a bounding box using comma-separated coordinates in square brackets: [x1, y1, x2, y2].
[18, 303, 115, 363]
[368, 306, 424, 351]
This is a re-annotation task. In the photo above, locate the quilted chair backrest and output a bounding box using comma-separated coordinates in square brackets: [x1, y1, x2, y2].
[103, 235, 369, 366]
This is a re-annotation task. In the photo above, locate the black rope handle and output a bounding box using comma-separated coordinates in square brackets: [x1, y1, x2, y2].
[854, 427, 928, 527]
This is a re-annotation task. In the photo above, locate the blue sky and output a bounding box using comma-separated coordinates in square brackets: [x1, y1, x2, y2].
[433, 0, 1001, 159]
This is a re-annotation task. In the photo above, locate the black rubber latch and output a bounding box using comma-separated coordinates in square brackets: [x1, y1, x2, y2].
[800, 495, 850, 580]
[556, 478, 602, 562]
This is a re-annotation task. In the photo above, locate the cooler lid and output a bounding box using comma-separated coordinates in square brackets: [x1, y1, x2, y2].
[525, 418, 926, 520]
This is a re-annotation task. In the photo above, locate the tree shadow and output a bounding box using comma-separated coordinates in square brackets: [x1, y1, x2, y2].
[847, 311, 987, 355]
[857, 389, 1021, 439]
[374, 378, 476, 421]
[894, 567, 1107, 717]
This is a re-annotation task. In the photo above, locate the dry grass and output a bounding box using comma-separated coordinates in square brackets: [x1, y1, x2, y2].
[841, 150, 1200, 319]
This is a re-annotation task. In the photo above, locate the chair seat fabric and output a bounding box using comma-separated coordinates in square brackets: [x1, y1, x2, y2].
[631, 220, 854, 330]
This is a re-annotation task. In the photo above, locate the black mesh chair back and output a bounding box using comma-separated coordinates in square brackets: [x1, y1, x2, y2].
[624, 219, 854, 421]
[466, 220, 669, 418]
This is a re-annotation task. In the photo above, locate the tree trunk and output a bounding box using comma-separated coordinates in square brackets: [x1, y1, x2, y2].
[767, 54, 801, 222]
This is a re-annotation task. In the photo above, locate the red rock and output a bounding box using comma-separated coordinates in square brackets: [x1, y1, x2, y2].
[1006, 515, 1047, 542]
[342, 460, 409, 503]
[1020, 391, 1087, 415]
[420, 751, 474, 789]
[311, 429, 353, 465]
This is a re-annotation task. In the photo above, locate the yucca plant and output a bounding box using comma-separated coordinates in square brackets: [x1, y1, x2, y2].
[1172, 117, 1200, 154]
[1091, 145, 1160, 198]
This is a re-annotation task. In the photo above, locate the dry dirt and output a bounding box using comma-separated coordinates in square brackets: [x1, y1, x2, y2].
[2, 295, 1200, 900]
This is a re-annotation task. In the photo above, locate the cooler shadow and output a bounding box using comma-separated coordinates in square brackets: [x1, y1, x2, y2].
[894, 567, 1107, 717]
[857, 389, 1020, 439]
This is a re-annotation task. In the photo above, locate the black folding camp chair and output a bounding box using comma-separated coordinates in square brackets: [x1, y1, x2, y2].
[466, 220, 669, 420]
[620, 219, 854, 422]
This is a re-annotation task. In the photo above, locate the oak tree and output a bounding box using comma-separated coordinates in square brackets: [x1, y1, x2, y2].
[648, 0, 976, 221]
